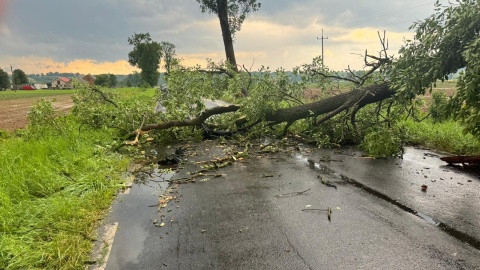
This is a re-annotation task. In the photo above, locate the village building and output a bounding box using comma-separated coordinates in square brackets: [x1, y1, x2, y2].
[51, 77, 73, 89]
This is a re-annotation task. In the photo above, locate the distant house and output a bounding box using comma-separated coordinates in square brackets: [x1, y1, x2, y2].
[83, 74, 95, 86]
[33, 83, 48, 89]
[51, 77, 73, 89]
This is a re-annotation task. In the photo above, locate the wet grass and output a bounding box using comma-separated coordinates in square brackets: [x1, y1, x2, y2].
[0, 117, 129, 269]
[402, 119, 480, 155]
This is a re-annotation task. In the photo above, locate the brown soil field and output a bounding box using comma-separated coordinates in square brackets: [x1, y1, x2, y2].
[0, 95, 74, 131]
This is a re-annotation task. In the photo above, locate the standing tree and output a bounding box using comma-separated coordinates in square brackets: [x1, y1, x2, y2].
[126, 72, 142, 87]
[12, 69, 28, 88]
[196, 0, 261, 71]
[0, 68, 10, 90]
[160, 41, 177, 75]
[108, 74, 118, 88]
[128, 33, 162, 87]
[94, 74, 110, 87]
[95, 74, 117, 88]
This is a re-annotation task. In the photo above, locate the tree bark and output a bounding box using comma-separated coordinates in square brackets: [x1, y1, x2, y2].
[217, 0, 238, 72]
[265, 83, 394, 124]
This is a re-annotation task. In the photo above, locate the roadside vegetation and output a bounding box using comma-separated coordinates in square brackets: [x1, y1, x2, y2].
[0, 94, 135, 269]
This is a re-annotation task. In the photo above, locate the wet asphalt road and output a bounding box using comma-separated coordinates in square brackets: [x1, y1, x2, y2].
[102, 142, 480, 270]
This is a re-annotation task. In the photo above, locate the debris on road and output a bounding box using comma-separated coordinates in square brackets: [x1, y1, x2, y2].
[274, 188, 311, 198]
[317, 175, 338, 190]
[440, 155, 480, 166]
[302, 207, 333, 222]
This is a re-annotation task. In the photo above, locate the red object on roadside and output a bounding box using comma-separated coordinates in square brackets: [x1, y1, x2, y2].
[22, 85, 35, 90]
[421, 184, 428, 192]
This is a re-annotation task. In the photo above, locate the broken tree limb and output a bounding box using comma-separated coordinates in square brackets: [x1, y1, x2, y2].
[130, 105, 241, 137]
[274, 188, 311, 198]
[440, 155, 480, 166]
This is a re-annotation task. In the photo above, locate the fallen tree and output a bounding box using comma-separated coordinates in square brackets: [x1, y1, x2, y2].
[130, 82, 394, 138]
[124, 33, 394, 139]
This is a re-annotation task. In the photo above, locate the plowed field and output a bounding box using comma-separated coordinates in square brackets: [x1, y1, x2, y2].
[0, 95, 74, 131]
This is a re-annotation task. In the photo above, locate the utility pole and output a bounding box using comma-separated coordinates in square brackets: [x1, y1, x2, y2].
[10, 64, 14, 91]
[317, 29, 328, 66]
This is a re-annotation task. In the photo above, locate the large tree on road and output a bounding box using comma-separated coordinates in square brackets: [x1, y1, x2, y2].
[128, 33, 162, 87]
[81, 1, 480, 150]
[196, 0, 261, 71]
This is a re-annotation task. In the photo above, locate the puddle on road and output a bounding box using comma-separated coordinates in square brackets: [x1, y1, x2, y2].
[297, 153, 480, 251]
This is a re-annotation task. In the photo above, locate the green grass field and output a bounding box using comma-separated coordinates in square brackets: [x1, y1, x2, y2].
[0, 89, 76, 101]
[0, 87, 157, 101]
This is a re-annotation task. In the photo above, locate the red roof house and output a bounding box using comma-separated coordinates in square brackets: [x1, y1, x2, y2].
[51, 77, 73, 89]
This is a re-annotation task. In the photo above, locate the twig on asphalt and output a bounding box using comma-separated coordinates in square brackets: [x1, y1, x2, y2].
[302, 207, 332, 222]
[274, 188, 311, 198]
[168, 173, 225, 184]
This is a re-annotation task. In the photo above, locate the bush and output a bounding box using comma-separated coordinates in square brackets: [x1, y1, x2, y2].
[361, 127, 403, 158]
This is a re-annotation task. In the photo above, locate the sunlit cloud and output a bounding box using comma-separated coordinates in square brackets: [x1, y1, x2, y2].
[0, 56, 139, 75]
[0, 24, 10, 36]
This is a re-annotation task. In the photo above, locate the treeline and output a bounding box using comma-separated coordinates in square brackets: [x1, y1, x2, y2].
[24, 72, 166, 88]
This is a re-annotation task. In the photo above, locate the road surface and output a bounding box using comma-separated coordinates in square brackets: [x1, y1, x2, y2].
[94, 142, 480, 270]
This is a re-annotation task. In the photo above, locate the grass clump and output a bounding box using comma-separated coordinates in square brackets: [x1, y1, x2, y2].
[0, 103, 129, 269]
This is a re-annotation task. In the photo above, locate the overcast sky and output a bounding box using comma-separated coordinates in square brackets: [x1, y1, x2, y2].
[0, 0, 446, 75]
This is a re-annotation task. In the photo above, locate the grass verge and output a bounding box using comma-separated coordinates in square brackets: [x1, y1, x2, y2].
[402, 118, 480, 155]
[0, 117, 129, 269]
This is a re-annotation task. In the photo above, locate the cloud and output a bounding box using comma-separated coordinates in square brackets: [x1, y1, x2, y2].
[0, 24, 9, 36]
[0, 56, 138, 74]
[0, 0, 447, 74]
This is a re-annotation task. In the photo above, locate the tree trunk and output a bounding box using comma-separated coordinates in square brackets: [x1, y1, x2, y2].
[265, 83, 394, 124]
[217, 0, 238, 72]
[138, 83, 395, 136]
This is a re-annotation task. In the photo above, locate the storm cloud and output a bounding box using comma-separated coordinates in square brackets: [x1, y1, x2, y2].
[0, 0, 444, 74]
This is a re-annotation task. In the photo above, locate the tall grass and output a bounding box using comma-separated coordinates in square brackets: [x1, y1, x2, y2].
[0, 115, 129, 269]
[402, 119, 480, 155]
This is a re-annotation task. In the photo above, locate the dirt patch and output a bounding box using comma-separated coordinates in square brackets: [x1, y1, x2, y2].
[0, 95, 74, 131]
